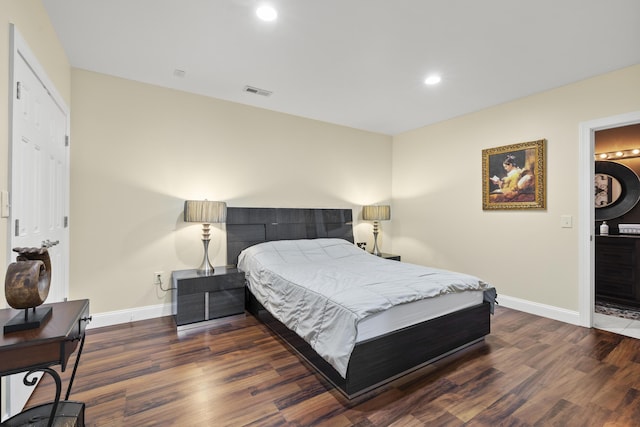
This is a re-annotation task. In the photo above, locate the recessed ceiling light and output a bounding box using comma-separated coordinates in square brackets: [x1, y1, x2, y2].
[424, 75, 441, 85]
[256, 5, 277, 21]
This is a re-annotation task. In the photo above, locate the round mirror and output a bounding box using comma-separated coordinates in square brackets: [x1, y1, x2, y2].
[595, 173, 622, 208]
[595, 161, 640, 221]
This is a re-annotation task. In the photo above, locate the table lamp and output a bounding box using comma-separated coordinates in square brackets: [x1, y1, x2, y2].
[362, 205, 390, 256]
[184, 200, 227, 275]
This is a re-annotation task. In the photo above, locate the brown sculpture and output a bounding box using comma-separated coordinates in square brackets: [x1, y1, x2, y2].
[4, 247, 52, 333]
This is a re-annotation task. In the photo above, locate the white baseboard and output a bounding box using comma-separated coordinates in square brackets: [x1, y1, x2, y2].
[498, 294, 581, 326]
[86, 296, 581, 330]
[87, 303, 173, 329]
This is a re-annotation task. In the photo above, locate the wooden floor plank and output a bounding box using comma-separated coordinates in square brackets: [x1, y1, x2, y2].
[22, 307, 640, 426]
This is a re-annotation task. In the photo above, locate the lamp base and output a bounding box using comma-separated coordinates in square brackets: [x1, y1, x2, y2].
[198, 238, 215, 276]
[372, 221, 381, 256]
[197, 263, 215, 276]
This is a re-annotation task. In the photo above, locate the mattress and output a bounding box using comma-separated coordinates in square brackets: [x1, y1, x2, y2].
[356, 290, 484, 342]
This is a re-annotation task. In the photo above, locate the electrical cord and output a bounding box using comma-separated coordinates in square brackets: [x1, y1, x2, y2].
[157, 276, 176, 292]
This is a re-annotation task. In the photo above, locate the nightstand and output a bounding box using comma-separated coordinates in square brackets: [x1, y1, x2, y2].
[172, 267, 245, 328]
[379, 253, 401, 261]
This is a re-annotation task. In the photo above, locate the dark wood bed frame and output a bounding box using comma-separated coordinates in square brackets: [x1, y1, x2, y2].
[227, 207, 491, 398]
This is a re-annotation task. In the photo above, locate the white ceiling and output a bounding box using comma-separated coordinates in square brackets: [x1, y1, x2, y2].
[41, 0, 640, 135]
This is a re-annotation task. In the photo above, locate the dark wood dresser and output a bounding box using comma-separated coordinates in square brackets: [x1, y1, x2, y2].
[595, 235, 640, 307]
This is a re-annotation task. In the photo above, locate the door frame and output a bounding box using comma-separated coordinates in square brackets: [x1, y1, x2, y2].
[578, 110, 640, 327]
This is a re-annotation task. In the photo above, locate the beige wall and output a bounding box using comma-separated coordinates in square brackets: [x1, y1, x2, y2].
[69, 69, 392, 313]
[0, 0, 71, 309]
[392, 64, 640, 312]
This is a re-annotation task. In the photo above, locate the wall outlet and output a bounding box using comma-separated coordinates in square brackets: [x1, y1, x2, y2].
[153, 271, 165, 286]
[357, 242, 367, 250]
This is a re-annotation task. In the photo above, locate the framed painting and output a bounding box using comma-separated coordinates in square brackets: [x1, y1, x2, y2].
[482, 139, 546, 210]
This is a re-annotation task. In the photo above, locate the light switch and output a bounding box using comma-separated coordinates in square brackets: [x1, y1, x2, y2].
[560, 215, 572, 228]
[1, 191, 8, 218]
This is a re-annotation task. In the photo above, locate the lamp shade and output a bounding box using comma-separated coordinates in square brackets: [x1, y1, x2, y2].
[184, 200, 227, 223]
[362, 205, 390, 221]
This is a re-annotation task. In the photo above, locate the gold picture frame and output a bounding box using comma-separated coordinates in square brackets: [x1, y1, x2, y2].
[482, 139, 546, 210]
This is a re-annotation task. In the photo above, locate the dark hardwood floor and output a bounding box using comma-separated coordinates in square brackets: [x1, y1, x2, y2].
[26, 306, 640, 426]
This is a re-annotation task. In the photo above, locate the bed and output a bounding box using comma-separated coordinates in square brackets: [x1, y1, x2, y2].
[227, 207, 495, 398]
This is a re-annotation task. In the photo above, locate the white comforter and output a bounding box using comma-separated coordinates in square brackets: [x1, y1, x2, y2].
[238, 238, 492, 378]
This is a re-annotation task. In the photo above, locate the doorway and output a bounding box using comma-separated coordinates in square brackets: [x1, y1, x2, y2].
[579, 111, 640, 330]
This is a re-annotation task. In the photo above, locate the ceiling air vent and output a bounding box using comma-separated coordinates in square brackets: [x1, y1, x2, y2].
[243, 85, 272, 97]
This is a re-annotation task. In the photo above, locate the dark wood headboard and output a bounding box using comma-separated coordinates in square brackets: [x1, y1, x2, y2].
[226, 207, 354, 266]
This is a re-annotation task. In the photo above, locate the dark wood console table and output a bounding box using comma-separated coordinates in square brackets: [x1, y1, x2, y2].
[0, 299, 91, 427]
